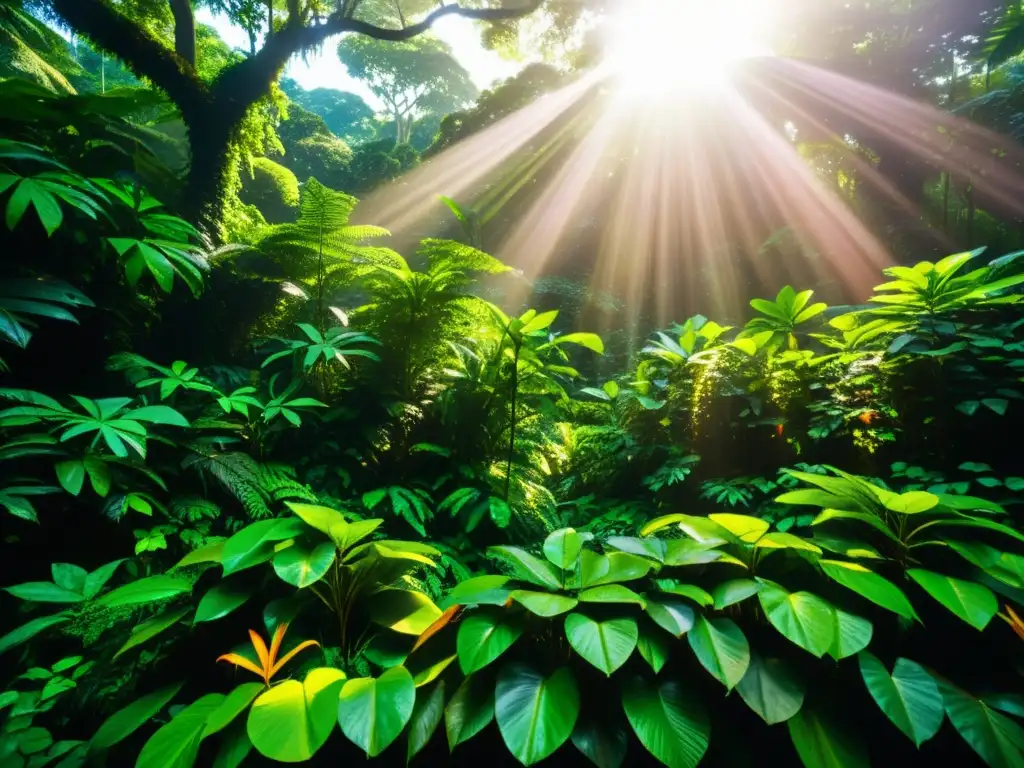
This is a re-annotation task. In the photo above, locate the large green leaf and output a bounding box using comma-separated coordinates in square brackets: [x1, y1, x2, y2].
[407, 681, 445, 763]
[736, 653, 804, 725]
[828, 608, 872, 660]
[711, 579, 759, 610]
[621, 676, 710, 768]
[91, 682, 184, 750]
[636, 618, 671, 674]
[819, 560, 917, 620]
[578, 584, 646, 607]
[445, 673, 494, 751]
[564, 613, 638, 675]
[441, 575, 511, 608]
[203, 683, 263, 738]
[136, 693, 225, 768]
[4, 581, 84, 603]
[858, 652, 942, 747]
[370, 588, 442, 635]
[457, 609, 524, 674]
[644, 597, 695, 637]
[495, 664, 579, 766]
[487, 546, 561, 589]
[194, 582, 252, 624]
[272, 541, 336, 588]
[249, 667, 346, 762]
[757, 580, 835, 657]
[907, 569, 998, 630]
[787, 706, 868, 768]
[571, 713, 628, 768]
[221, 518, 305, 576]
[688, 615, 750, 690]
[511, 590, 578, 617]
[114, 607, 190, 659]
[543, 528, 584, 569]
[95, 575, 190, 607]
[337, 666, 415, 757]
[939, 680, 1024, 768]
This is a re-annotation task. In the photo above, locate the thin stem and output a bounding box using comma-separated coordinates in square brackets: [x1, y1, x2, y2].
[504, 342, 521, 502]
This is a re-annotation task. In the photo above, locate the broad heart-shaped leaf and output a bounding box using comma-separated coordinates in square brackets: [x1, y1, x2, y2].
[621, 676, 710, 768]
[819, 560, 917, 620]
[578, 584, 646, 607]
[711, 579, 759, 610]
[457, 609, 525, 674]
[338, 666, 415, 757]
[441, 575, 511, 608]
[407, 680, 445, 763]
[737, 653, 804, 725]
[272, 541, 336, 588]
[91, 682, 184, 750]
[787, 706, 868, 768]
[938, 678, 1024, 768]
[907, 569, 998, 630]
[564, 613, 638, 675]
[885, 491, 938, 514]
[496, 663, 580, 766]
[645, 597, 696, 637]
[757, 580, 835, 658]
[221, 518, 306, 576]
[571, 712, 628, 768]
[488, 546, 561, 589]
[543, 528, 584, 569]
[51, 563, 87, 594]
[95, 575, 190, 607]
[511, 590, 578, 617]
[194, 582, 252, 624]
[828, 608, 873, 660]
[136, 693, 225, 768]
[249, 668, 346, 762]
[858, 652, 942, 747]
[445, 673, 494, 751]
[688, 615, 750, 690]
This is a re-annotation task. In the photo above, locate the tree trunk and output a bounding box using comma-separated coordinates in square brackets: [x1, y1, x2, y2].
[168, 0, 196, 67]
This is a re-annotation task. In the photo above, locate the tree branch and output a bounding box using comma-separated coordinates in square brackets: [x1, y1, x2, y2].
[49, 0, 208, 109]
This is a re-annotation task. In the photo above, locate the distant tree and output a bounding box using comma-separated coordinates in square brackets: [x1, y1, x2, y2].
[281, 77, 375, 144]
[375, 112, 442, 150]
[276, 101, 353, 188]
[41, 0, 549, 233]
[337, 33, 477, 145]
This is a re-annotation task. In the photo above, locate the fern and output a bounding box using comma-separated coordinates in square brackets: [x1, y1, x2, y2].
[182, 448, 272, 519]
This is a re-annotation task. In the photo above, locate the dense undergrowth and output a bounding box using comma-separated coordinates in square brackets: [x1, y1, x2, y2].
[2, 3, 1024, 767]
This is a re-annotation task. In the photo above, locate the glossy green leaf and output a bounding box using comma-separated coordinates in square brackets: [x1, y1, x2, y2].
[95, 575, 190, 607]
[939, 680, 1024, 768]
[788, 706, 868, 768]
[543, 528, 584, 569]
[442, 575, 511, 608]
[621, 676, 709, 768]
[828, 608, 873, 660]
[249, 667, 346, 762]
[495, 664, 579, 766]
[137, 693, 226, 768]
[194, 582, 251, 624]
[115, 607, 190, 659]
[203, 683, 263, 738]
[221, 518, 305, 576]
[636, 618, 671, 674]
[578, 584, 646, 607]
[370, 588, 442, 636]
[91, 683, 184, 749]
[511, 590, 578, 617]
[4, 582, 84, 603]
[757, 580, 835, 657]
[564, 613, 638, 675]
[819, 560, 917, 620]
[488, 546, 561, 589]
[445, 673, 494, 751]
[885, 491, 938, 514]
[907, 569, 998, 630]
[272, 541, 336, 588]
[338, 666, 415, 757]
[858, 653, 942, 747]
[212, 722, 252, 768]
[645, 597, 695, 637]
[571, 714, 628, 768]
[457, 610, 525, 674]
[711, 579, 759, 610]
[736, 653, 804, 725]
[708, 513, 769, 543]
[408, 681, 446, 762]
[688, 615, 750, 690]
[0, 615, 69, 656]
[653, 581, 713, 606]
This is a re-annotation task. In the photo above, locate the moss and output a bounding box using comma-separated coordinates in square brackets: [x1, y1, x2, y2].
[240, 157, 300, 224]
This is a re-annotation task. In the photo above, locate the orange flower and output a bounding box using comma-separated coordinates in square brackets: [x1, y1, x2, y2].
[858, 411, 879, 425]
[216, 622, 319, 686]
[999, 605, 1024, 641]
